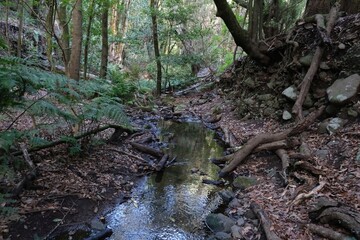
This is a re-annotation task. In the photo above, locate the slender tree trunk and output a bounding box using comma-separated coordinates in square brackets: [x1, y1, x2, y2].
[150, 0, 162, 96]
[45, 0, 55, 70]
[100, 1, 109, 78]
[17, 0, 24, 58]
[67, 0, 83, 80]
[57, 3, 71, 72]
[213, 0, 269, 65]
[263, 0, 280, 38]
[83, 0, 95, 79]
[109, 0, 131, 65]
[5, 0, 10, 52]
[248, 0, 263, 42]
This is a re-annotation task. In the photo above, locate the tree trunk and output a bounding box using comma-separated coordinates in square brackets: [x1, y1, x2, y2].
[263, 0, 280, 38]
[57, 3, 71, 72]
[67, 0, 83, 80]
[83, 0, 95, 79]
[213, 0, 269, 65]
[45, 0, 55, 70]
[150, 0, 162, 96]
[17, 0, 24, 57]
[109, 0, 131, 65]
[248, 0, 264, 42]
[100, 1, 109, 78]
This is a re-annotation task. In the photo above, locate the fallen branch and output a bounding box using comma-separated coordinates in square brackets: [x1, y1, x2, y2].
[12, 124, 134, 156]
[251, 202, 281, 240]
[292, 3, 339, 120]
[156, 154, 169, 171]
[291, 181, 326, 206]
[219, 106, 324, 177]
[275, 149, 289, 185]
[12, 144, 37, 197]
[294, 161, 326, 176]
[130, 142, 164, 158]
[308, 224, 355, 240]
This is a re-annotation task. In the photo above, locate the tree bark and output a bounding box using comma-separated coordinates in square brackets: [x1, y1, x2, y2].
[67, 0, 83, 80]
[83, 0, 95, 79]
[213, 0, 269, 65]
[45, 0, 55, 70]
[100, 0, 109, 78]
[57, 3, 71, 71]
[17, 0, 24, 58]
[150, 0, 162, 96]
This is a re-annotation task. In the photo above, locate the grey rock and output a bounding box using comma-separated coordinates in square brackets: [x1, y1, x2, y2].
[299, 54, 313, 66]
[244, 209, 256, 219]
[282, 110, 292, 120]
[348, 108, 359, 118]
[243, 77, 256, 89]
[326, 118, 346, 134]
[320, 62, 330, 70]
[327, 74, 360, 104]
[263, 108, 274, 117]
[236, 218, 245, 226]
[206, 213, 235, 233]
[341, 44, 360, 72]
[314, 149, 329, 159]
[282, 86, 298, 101]
[214, 232, 232, 240]
[218, 190, 235, 204]
[356, 147, 360, 163]
[229, 198, 241, 209]
[233, 176, 258, 189]
[231, 225, 243, 239]
[338, 43, 346, 49]
[300, 142, 311, 156]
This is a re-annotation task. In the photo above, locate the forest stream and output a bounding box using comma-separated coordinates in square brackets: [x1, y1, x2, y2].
[106, 120, 224, 239]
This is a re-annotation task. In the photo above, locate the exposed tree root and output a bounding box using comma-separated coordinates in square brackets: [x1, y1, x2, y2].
[218, 106, 324, 177]
[251, 202, 281, 240]
[309, 197, 360, 239]
[292, 3, 339, 120]
[275, 148, 289, 185]
[308, 224, 355, 240]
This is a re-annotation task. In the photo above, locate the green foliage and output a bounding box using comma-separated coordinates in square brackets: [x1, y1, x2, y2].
[0, 56, 130, 179]
[108, 69, 138, 102]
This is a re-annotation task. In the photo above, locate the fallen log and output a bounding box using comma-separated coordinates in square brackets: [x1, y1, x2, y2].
[12, 124, 134, 156]
[250, 202, 281, 240]
[218, 106, 324, 177]
[130, 142, 164, 158]
[156, 154, 169, 171]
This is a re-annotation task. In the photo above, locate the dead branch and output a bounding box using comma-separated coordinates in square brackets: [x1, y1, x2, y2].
[219, 106, 324, 177]
[291, 181, 326, 206]
[12, 124, 134, 157]
[156, 154, 169, 171]
[275, 149, 289, 185]
[130, 142, 164, 158]
[12, 145, 37, 197]
[292, 3, 340, 120]
[308, 224, 354, 240]
[294, 161, 326, 176]
[251, 202, 281, 240]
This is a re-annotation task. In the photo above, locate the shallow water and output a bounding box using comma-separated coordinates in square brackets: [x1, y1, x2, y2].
[107, 121, 224, 240]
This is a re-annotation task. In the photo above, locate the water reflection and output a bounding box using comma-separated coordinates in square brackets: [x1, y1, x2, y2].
[107, 121, 223, 240]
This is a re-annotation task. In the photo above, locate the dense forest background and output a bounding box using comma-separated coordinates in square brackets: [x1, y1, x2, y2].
[1, 0, 360, 239]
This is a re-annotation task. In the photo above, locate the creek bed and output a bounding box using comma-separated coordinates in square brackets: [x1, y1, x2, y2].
[106, 120, 224, 239]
